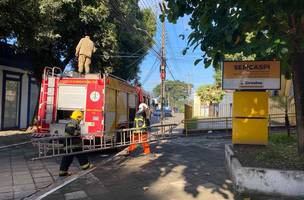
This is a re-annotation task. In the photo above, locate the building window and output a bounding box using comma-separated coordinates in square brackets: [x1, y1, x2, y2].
[3, 79, 21, 128]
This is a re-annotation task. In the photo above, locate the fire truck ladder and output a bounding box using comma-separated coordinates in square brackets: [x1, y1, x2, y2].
[31, 123, 178, 160]
[36, 67, 62, 136]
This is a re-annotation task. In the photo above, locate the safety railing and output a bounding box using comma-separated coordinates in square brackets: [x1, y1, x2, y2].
[31, 123, 177, 160]
[184, 113, 296, 135]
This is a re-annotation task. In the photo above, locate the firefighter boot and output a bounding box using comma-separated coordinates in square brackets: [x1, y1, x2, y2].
[142, 142, 151, 154]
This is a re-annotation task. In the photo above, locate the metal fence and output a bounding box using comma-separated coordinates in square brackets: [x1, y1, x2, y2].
[31, 123, 177, 160]
[184, 113, 296, 135]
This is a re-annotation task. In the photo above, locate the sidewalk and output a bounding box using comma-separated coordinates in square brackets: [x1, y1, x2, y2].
[0, 130, 31, 148]
[0, 131, 109, 200]
[43, 136, 235, 200]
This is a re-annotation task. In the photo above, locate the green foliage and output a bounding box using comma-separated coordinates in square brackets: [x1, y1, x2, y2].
[153, 80, 192, 110]
[165, 0, 304, 153]
[224, 53, 256, 61]
[153, 80, 192, 99]
[0, 0, 156, 81]
[253, 133, 304, 170]
[269, 133, 296, 145]
[213, 69, 222, 87]
[196, 84, 225, 105]
[164, 0, 304, 77]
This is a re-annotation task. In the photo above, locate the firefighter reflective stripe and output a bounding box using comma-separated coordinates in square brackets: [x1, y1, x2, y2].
[80, 163, 92, 170]
[65, 120, 81, 136]
[134, 116, 146, 128]
[59, 170, 68, 176]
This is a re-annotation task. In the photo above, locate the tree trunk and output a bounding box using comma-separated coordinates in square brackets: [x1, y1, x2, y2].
[285, 96, 291, 137]
[291, 52, 304, 154]
[285, 111, 291, 137]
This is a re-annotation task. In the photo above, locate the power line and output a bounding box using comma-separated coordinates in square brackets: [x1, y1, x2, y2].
[165, 29, 182, 79]
[142, 56, 159, 85]
[124, 52, 148, 69]
[166, 63, 176, 80]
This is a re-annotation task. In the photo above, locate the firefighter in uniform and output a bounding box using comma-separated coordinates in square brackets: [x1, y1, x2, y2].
[75, 35, 96, 74]
[59, 110, 93, 176]
[128, 106, 151, 155]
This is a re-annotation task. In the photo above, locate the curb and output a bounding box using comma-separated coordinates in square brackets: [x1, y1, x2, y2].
[25, 147, 129, 200]
[225, 144, 304, 197]
[0, 141, 31, 151]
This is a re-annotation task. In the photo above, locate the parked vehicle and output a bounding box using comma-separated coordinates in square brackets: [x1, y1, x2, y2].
[164, 108, 172, 117]
[153, 109, 161, 116]
[153, 108, 172, 117]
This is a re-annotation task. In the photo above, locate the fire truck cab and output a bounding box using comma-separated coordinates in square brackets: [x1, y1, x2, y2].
[36, 67, 150, 138]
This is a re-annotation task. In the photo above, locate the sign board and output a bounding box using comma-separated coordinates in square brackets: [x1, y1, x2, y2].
[222, 61, 280, 90]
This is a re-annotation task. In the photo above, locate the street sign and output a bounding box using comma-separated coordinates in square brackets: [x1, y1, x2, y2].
[222, 61, 280, 90]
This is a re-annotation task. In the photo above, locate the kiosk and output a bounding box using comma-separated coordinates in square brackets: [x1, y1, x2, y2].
[222, 61, 281, 145]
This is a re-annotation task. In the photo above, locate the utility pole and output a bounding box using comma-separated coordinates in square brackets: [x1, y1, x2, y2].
[159, 1, 166, 130]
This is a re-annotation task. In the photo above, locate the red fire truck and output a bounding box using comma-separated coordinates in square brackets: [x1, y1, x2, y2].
[36, 67, 150, 137]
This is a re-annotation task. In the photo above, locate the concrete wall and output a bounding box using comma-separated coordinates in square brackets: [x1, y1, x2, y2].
[225, 145, 304, 197]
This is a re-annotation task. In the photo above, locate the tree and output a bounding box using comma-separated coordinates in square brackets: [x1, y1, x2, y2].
[153, 80, 192, 111]
[213, 69, 222, 87]
[196, 85, 225, 105]
[165, 0, 304, 154]
[0, 0, 156, 81]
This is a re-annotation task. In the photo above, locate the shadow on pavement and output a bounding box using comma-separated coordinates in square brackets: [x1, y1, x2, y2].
[45, 136, 234, 200]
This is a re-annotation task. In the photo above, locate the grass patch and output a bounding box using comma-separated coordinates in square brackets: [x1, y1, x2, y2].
[235, 133, 304, 170]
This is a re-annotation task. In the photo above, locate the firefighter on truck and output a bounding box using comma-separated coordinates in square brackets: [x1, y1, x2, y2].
[59, 110, 94, 177]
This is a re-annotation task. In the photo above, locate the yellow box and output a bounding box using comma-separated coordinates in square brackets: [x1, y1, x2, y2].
[233, 91, 268, 118]
[232, 118, 268, 145]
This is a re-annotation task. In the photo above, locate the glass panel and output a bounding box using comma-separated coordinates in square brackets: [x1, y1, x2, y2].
[29, 83, 39, 123]
[3, 80, 20, 128]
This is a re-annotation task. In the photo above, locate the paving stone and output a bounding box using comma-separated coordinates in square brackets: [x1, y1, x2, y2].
[35, 181, 52, 189]
[13, 178, 34, 185]
[13, 184, 35, 191]
[0, 173, 12, 179]
[34, 176, 53, 183]
[0, 192, 13, 200]
[12, 171, 31, 176]
[32, 169, 49, 174]
[0, 180, 12, 187]
[33, 172, 51, 178]
[0, 186, 13, 193]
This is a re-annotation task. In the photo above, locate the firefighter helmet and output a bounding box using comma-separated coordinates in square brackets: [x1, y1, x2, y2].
[71, 110, 84, 121]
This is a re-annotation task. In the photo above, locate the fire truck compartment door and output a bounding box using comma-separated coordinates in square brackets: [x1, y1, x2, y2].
[57, 85, 87, 110]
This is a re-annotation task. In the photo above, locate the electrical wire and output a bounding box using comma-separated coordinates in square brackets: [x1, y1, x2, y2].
[142, 56, 160, 85]
[102, 0, 162, 60]
[166, 63, 176, 80]
[110, 0, 162, 56]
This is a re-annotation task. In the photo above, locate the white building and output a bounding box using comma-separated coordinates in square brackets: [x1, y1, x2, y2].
[0, 42, 39, 130]
[193, 91, 233, 118]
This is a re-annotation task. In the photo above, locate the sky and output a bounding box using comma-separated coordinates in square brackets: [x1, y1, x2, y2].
[138, 1, 215, 93]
